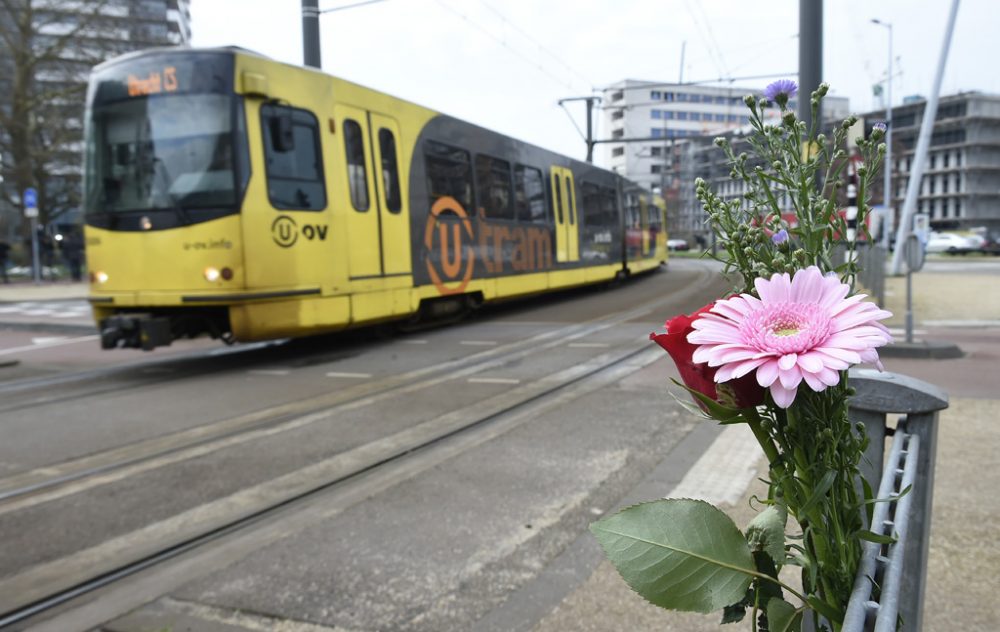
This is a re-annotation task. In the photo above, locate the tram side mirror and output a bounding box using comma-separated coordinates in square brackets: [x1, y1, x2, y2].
[269, 109, 295, 153]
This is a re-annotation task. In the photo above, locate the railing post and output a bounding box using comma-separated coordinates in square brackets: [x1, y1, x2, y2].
[846, 370, 949, 631]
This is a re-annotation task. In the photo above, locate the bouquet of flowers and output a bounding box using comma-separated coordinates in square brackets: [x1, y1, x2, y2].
[590, 81, 892, 631]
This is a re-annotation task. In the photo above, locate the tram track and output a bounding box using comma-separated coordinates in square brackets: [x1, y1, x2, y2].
[0, 263, 713, 508]
[0, 261, 721, 629]
[0, 326, 666, 630]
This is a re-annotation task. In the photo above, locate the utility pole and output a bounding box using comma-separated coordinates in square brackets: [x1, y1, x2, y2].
[302, 0, 321, 68]
[798, 0, 822, 130]
[558, 96, 601, 163]
[872, 18, 894, 249]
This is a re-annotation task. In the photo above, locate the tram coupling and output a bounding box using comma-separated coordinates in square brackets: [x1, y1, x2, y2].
[100, 314, 172, 351]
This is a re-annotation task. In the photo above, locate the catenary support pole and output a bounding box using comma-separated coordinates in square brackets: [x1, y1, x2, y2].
[302, 0, 322, 68]
[798, 0, 822, 131]
[890, 0, 960, 275]
[871, 19, 894, 249]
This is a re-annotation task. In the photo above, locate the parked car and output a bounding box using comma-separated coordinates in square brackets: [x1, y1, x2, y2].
[924, 232, 978, 254]
[981, 230, 1000, 256]
[667, 238, 689, 251]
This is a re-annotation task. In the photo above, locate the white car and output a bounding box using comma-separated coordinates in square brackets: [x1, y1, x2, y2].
[924, 232, 977, 254]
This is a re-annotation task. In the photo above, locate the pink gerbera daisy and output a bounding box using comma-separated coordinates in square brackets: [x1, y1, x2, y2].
[688, 266, 893, 408]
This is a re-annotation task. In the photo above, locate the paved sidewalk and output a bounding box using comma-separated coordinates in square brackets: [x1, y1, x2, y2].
[0, 280, 88, 303]
[530, 266, 1000, 632]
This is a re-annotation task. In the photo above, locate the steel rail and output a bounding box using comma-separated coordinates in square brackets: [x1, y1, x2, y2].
[0, 337, 663, 628]
[0, 263, 711, 507]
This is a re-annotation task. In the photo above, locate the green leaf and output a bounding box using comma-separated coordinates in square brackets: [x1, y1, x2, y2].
[746, 505, 787, 564]
[670, 378, 745, 422]
[799, 470, 838, 516]
[805, 595, 843, 626]
[590, 499, 755, 613]
[767, 598, 803, 632]
[858, 530, 897, 545]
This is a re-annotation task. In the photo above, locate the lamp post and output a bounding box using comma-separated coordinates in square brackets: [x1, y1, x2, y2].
[871, 18, 893, 249]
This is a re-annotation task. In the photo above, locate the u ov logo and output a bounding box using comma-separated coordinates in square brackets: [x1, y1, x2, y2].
[423, 196, 474, 295]
[272, 215, 298, 247]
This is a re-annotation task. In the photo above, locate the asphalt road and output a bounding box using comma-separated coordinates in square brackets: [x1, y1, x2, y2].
[0, 258, 733, 631]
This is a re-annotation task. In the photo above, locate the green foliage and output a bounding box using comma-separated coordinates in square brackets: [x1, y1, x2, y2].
[590, 499, 755, 613]
[746, 505, 787, 563]
[593, 84, 888, 631]
[696, 85, 885, 294]
[767, 598, 803, 632]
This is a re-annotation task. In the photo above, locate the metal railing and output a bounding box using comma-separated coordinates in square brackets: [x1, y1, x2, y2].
[843, 370, 949, 632]
[835, 243, 888, 307]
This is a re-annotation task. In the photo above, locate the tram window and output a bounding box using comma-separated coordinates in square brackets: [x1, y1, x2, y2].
[582, 181, 617, 227]
[260, 104, 326, 211]
[602, 188, 619, 225]
[343, 119, 369, 212]
[475, 154, 514, 221]
[514, 165, 546, 223]
[378, 128, 401, 213]
[581, 181, 601, 225]
[424, 140, 473, 213]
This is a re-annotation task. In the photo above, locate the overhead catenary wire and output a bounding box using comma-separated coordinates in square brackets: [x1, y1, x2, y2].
[433, 0, 584, 93]
[476, 0, 595, 91]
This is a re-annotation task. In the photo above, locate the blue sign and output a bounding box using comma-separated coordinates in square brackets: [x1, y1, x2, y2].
[23, 187, 37, 209]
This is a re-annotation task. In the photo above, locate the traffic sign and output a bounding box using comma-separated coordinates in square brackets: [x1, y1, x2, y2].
[23, 187, 38, 218]
[903, 233, 925, 272]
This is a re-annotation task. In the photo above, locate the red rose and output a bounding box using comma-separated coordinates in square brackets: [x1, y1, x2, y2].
[650, 302, 764, 410]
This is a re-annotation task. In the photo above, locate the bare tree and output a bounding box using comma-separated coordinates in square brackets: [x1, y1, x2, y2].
[0, 0, 112, 238]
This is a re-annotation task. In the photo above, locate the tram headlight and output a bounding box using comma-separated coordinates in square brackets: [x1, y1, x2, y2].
[204, 267, 234, 282]
[90, 271, 109, 284]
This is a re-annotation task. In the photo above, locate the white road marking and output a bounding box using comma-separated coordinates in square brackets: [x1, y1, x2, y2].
[668, 424, 763, 506]
[325, 371, 372, 379]
[0, 335, 99, 357]
[568, 342, 609, 348]
[467, 377, 521, 385]
[31, 337, 67, 345]
[246, 369, 291, 376]
[460, 340, 498, 346]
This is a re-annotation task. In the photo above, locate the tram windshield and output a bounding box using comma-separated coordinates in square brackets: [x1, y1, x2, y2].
[84, 52, 249, 229]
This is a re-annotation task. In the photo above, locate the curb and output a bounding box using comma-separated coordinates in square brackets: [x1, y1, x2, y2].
[879, 340, 964, 360]
[0, 320, 97, 336]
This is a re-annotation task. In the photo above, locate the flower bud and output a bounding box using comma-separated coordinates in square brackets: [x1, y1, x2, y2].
[772, 161, 782, 171]
[782, 111, 796, 126]
[714, 137, 726, 147]
[816, 83, 829, 98]
[744, 94, 755, 107]
[695, 177, 706, 188]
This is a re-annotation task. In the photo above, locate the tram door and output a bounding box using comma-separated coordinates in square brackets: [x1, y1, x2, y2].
[549, 166, 579, 263]
[335, 105, 411, 280]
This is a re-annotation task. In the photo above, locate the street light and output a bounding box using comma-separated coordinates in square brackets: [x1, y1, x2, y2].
[871, 18, 893, 249]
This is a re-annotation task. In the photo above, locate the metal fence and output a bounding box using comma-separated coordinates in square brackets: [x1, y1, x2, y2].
[842, 370, 949, 632]
[834, 243, 888, 307]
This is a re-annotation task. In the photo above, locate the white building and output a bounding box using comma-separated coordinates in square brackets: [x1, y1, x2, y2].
[600, 79, 849, 193]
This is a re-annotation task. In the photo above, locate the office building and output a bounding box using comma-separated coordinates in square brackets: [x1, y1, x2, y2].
[0, 0, 190, 236]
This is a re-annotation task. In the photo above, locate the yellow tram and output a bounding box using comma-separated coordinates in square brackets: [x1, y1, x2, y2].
[83, 47, 667, 350]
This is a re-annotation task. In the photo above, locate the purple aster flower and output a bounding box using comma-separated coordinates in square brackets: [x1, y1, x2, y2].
[771, 229, 789, 245]
[763, 80, 798, 108]
[873, 121, 887, 133]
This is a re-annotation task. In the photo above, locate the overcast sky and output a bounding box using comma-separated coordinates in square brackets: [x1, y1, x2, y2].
[190, 0, 988, 163]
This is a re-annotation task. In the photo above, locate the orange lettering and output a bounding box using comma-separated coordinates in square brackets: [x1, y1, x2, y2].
[438, 223, 463, 278]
